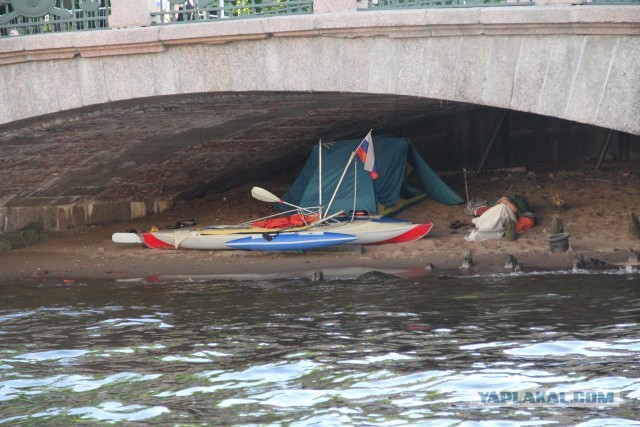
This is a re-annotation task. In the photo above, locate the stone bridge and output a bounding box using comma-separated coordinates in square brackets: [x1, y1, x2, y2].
[0, 0, 639, 244]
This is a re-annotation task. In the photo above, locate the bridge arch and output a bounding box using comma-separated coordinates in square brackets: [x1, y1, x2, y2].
[1, 6, 639, 135]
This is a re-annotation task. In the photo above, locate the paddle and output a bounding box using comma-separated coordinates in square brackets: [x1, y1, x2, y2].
[250, 187, 316, 214]
[250, 186, 282, 203]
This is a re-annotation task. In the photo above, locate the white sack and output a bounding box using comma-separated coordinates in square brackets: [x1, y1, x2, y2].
[464, 203, 517, 242]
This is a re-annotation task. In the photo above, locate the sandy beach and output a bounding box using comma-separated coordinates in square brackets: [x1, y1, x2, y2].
[1, 166, 639, 283]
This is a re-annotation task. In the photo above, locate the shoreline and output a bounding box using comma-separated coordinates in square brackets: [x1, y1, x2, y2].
[0, 228, 636, 284]
[1, 167, 639, 283]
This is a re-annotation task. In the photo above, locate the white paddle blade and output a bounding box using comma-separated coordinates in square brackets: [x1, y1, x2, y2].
[112, 232, 142, 244]
[250, 187, 317, 214]
[251, 187, 282, 203]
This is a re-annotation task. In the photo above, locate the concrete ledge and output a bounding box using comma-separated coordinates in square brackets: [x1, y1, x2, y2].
[0, 200, 174, 236]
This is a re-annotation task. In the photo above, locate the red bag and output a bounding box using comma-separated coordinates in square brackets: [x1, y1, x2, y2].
[515, 216, 535, 232]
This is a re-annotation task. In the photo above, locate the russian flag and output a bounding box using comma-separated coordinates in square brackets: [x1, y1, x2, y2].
[355, 131, 378, 180]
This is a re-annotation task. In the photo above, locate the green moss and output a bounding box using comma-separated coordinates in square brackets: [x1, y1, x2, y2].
[0, 228, 63, 251]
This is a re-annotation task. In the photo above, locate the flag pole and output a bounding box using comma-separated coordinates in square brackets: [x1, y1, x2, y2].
[351, 158, 357, 221]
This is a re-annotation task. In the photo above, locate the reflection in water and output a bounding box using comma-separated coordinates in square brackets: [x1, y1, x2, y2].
[0, 273, 639, 425]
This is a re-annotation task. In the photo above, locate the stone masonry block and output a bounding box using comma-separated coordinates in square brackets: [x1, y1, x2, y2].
[77, 58, 110, 107]
[152, 199, 173, 214]
[282, 39, 313, 92]
[454, 36, 492, 104]
[109, 0, 154, 29]
[339, 38, 370, 93]
[625, 87, 640, 136]
[426, 37, 461, 101]
[368, 38, 397, 95]
[173, 45, 207, 95]
[127, 54, 159, 99]
[75, 26, 159, 50]
[51, 59, 84, 112]
[536, 36, 583, 118]
[200, 44, 231, 92]
[0, 71, 11, 124]
[131, 201, 147, 219]
[256, 39, 283, 91]
[23, 33, 74, 51]
[262, 14, 315, 34]
[396, 38, 428, 97]
[310, 38, 341, 92]
[5, 206, 58, 232]
[565, 36, 617, 125]
[314, 0, 358, 13]
[153, 50, 181, 95]
[482, 37, 521, 108]
[87, 201, 133, 226]
[103, 55, 134, 101]
[597, 37, 640, 134]
[510, 36, 555, 113]
[29, 61, 60, 117]
[227, 41, 259, 92]
[57, 204, 88, 230]
[5, 62, 35, 121]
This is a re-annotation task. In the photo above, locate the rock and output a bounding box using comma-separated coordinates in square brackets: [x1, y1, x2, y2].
[504, 254, 518, 270]
[356, 271, 400, 281]
[628, 212, 640, 240]
[551, 215, 564, 235]
[424, 263, 435, 271]
[461, 251, 473, 270]
[504, 219, 517, 241]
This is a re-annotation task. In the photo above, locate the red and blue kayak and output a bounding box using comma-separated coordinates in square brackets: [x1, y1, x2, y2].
[119, 218, 432, 251]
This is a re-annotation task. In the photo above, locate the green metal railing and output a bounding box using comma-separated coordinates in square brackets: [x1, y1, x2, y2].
[359, 0, 534, 9]
[0, 0, 110, 37]
[151, 0, 313, 25]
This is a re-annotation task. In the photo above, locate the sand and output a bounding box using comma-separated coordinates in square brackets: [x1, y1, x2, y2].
[1, 166, 639, 283]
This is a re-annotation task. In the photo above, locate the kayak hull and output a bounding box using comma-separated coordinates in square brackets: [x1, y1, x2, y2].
[135, 218, 432, 250]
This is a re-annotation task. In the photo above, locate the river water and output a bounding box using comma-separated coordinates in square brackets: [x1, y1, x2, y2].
[1, 271, 639, 426]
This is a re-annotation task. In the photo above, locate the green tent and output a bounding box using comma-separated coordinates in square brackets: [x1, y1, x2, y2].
[282, 136, 464, 217]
